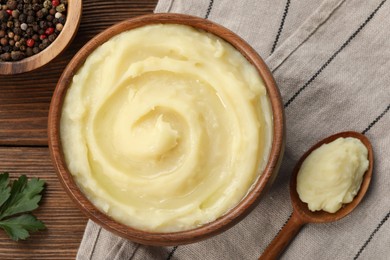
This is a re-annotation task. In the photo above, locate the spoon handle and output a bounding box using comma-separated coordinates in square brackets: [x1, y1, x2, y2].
[259, 211, 305, 260]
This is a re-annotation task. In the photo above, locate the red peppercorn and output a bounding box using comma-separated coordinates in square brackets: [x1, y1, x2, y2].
[26, 39, 35, 47]
[45, 27, 54, 35]
[52, 0, 60, 7]
[6, 10, 12, 15]
[39, 34, 47, 40]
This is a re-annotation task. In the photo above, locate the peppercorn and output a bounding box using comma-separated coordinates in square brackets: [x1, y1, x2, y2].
[0, 52, 11, 61]
[32, 23, 39, 31]
[13, 20, 20, 28]
[18, 13, 26, 22]
[13, 27, 21, 35]
[14, 40, 20, 48]
[32, 33, 38, 41]
[20, 22, 27, 30]
[39, 34, 45, 40]
[7, 0, 18, 10]
[0, 37, 8, 46]
[26, 27, 33, 36]
[51, 0, 59, 7]
[36, 9, 43, 18]
[32, 3, 40, 11]
[0, 30, 5, 38]
[55, 3, 64, 12]
[32, 46, 38, 53]
[8, 39, 15, 46]
[19, 44, 25, 51]
[8, 31, 14, 38]
[11, 9, 19, 18]
[6, 21, 13, 28]
[54, 11, 61, 18]
[26, 38, 34, 47]
[45, 26, 53, 35]
[46, 14, 52, 21]
[55, 22, 62, 31]
[43, 0, 50, 9]
[11, 50, 24, 60]
[25, 46, 32, 56]
[6, 9, 12, 15]
[38, 20, 46, 29]
[49, 7, 55, 15]
[26, 15, 34, 23]
[47, 33, 55, 42]
[0, 10, 10, 22]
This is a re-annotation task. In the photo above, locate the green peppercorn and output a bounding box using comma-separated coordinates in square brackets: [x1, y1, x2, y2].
[55, 3, 65, 13]
[12, 9, 20, 19]
[43, 0, 51, 9]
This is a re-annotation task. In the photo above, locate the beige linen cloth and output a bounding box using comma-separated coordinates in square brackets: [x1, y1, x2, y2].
[77, 0, 390, 259]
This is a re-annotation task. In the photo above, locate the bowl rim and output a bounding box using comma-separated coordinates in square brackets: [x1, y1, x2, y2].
[0, 0, 82, 75]
[48, 13, 285, 246]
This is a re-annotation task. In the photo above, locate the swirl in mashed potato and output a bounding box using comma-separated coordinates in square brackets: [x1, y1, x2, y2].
[60, 24, 273, 232]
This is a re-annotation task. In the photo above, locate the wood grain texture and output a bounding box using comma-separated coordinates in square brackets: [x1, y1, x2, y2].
[0, 147, 88, 260]
[0, 0, 157, 259]
[0, 0, 157, 146]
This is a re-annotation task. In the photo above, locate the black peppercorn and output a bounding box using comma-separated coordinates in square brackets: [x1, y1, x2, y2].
[47, 33, 55, 42]
[36, 9, 43, 18]
[39, 20, 46, 29]
[26, 15, 34, 23]
[32, 46, 38, 53]
[46, 14, 52, 21]
[26, 27, 33, 36]
[25, 46, 32, 56]
[32, 23, 38, 31]
[31, 33, 38, 41]
[13, 27, 22, 35]
[0, 10, 10, 22]
[18, 13, 26, 22]
[0, 30, 5, 38]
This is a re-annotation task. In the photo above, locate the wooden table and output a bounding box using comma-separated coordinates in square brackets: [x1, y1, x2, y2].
[0, 1, 157, 259]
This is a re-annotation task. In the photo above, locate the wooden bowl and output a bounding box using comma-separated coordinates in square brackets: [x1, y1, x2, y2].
[0, 0, 82, 75]
[48, 13, 285, 246]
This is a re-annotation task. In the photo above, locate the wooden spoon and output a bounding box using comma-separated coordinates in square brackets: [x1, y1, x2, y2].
[259, 131, 374, 260]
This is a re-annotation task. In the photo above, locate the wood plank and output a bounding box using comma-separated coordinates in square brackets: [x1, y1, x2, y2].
[0, 147, 88, 259]
[0, 0, 157, 146]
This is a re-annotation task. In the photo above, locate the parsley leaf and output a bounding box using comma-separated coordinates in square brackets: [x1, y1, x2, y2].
[0, 173, 46, 241]
[0, 214, 45, 241]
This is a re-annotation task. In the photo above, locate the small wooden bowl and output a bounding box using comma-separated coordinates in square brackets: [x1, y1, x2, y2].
[48, 13, 285, 246]
[0, 0, 82, 75]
